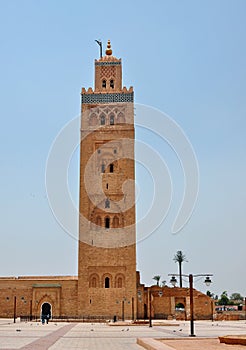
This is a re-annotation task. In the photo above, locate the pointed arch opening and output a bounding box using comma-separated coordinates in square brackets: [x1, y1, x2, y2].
[105, 217, 110, 229]
[41, 302, 52, 320]
[110, 114, 115, 125]
[110, 79, 114, 88]
[100, 114, 105, 125]
[105, 277, 110, 288]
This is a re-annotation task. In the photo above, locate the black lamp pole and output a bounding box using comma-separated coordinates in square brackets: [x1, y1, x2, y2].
[189, 274, 195, 337]
[13, 296, 16, 323]
[149, 291, 152, 327]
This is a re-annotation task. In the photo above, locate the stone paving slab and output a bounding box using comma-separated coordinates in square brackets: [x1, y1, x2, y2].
[137, 337, 174, 350]
[219, 335, 246, 345]
[21, 323, 75, 350]
[0, 320, 246, 350]
[0, 321, 70, 349]
[159, 338, 246, 350]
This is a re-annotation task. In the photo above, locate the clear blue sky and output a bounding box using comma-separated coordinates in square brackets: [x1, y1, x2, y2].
[0, 0, 246, 297]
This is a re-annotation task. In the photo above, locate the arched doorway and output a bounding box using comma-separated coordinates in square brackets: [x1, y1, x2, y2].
[175, 302, 185, 311]
[41, 302, 52, 319]
[175, 302, 186, 320]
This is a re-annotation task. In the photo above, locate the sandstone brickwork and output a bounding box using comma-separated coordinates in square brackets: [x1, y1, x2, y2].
[0, 41, 213, 321]
[78, 40, 136, 319]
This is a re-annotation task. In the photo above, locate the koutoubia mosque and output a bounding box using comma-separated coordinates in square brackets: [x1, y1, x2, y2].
[0, 41, 212, 321]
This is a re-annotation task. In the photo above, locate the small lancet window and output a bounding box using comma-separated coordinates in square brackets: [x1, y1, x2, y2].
[105, 198, 110, 208]
[105, 277, 110, 288]
[109, 164, 114, 173]
[100, 115, 105, 125]
[102, 79, 106, 88]
[110, 115, 114, 125]
[101, 164, 105, 173]
[110, 79, 114, 88]
[105, 217, 110, 229]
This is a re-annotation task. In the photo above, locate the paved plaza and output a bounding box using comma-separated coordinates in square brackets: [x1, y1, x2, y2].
[0, 319, 246, 349]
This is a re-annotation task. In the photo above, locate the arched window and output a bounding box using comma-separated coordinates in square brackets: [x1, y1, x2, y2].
[105, 277, 110, 288]
[105, 198, 110, 208]
[109, 164, 114, 173]
[102, 79, 106, 88]
[110, 79, 114, 88]
[110, 115, 114, 125]
[105, 217, 110, 229]
[101, 164, 105, 173]
[100, 115, 105, 125]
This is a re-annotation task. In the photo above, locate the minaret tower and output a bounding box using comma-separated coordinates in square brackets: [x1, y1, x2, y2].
[78, 41, 136, 319]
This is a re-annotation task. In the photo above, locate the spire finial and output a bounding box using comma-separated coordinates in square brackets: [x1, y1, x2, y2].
[105, 40, 112, 56]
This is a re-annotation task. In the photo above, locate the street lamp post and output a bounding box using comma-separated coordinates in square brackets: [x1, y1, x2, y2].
[189, 274, 195, 337]
[169, 273, 212, 337]
[13, 296, 16, 323]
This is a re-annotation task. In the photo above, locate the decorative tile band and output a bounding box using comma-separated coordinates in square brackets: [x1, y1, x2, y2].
[95, 61, 121, 66]
[82, 92, 134, 104]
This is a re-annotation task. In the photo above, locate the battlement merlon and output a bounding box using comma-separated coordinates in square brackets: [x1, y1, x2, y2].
[81, 86, 133, 94]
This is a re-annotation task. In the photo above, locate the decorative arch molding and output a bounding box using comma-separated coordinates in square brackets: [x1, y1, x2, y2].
[36, 294, 55, 318]
[115, 273, 125, 288]
[89, 273, 100, 288]
[85, 105, 127, 126]
[117, 112, 125, 124]
[113, 215, 120, 228]
[89, 113, 98, 126]
[102, 273, 113, 288]
[89, 201, 124, 230]
[32, 285, 61, 318]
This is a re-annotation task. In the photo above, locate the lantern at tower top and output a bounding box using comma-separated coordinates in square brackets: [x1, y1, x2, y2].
[105, 40, 112, 56]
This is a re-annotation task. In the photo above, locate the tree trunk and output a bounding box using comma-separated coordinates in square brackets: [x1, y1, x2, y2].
[179, 261, 182, 287]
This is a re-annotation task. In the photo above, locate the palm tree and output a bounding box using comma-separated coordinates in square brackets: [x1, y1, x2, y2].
[161, 280, 166, 287]
[152, 275, 161, 286]
[173, 251, 188, 288]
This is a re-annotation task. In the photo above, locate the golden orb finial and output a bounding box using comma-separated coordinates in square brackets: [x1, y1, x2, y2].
[105, 40, 112, 56]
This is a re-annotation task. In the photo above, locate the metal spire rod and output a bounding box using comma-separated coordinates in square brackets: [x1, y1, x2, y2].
[95, 39, 102, 58]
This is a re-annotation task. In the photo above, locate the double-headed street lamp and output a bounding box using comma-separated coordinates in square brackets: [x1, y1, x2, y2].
[169, 273, 213, 337]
